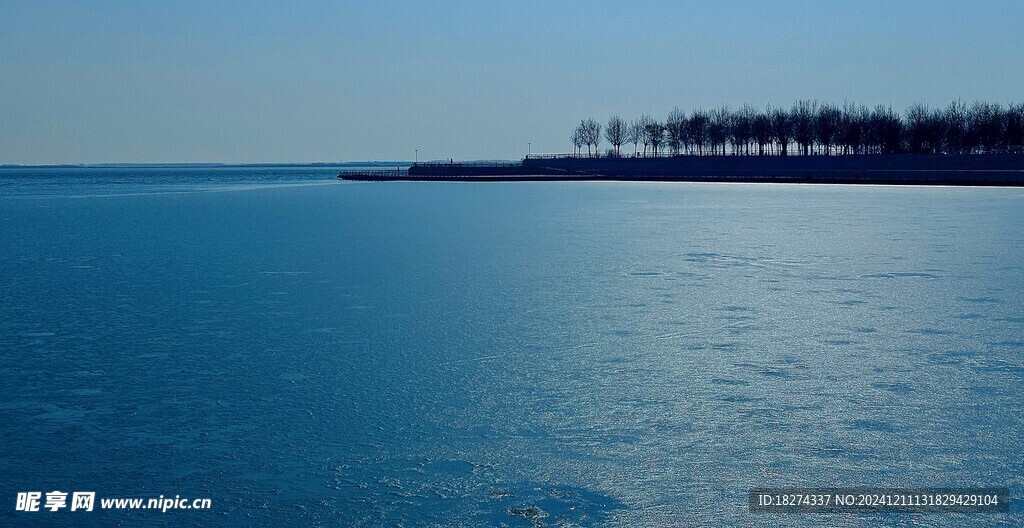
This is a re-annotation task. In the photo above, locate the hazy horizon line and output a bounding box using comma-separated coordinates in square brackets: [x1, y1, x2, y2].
[0, 161, 414, 169]
[0, 159, 533, 168]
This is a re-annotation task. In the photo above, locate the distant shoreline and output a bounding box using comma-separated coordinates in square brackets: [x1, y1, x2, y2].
[0, 162, 414, 169]
[340, 153, 1024, 186]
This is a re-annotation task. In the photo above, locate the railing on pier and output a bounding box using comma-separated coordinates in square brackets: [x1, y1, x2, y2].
[526, 146, 1024, 160]
[337, 169, 408, 180]
[411, 161, 521, 168]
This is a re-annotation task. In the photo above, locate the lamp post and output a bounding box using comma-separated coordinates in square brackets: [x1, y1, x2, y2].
[528, 142, 531, 158]
[414, 149, 417, 164]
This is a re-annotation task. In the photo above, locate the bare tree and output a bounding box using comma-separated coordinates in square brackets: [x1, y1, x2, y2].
[943, 100, 968, 154]
[1006, 103, 1024, 151]
[631, 115, 652, 156]
[815, 103, 842, 155]
[644, 120, 666, 156]
[687, 110, 710, 155]
[708, 106, 731, 155]
[571, 123, 585, 156]
[629, 116, 648, 156]
[605, 115, 627, 156]
[666, 107, 687, 155]
[838, 103, 868, 154]
[585, 118, 602, 156]
[868, 105, 903, 154]
[752, 107, 772, 155]
[969, 102, 1005, 153]
[576, 118, 601, 156]
[730, 104, 755, 155]
[905, 103, 935, 153]
[792, 100, 817, 155]
[771, 106, 792, 155]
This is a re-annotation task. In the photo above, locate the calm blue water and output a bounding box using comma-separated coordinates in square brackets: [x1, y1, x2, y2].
[1, 168, 1022, 526]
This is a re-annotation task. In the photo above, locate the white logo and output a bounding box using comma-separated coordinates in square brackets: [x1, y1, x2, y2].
[15, 492, 41, 512]
[43, 491, 67, 512]
[71, 492, 95, 512]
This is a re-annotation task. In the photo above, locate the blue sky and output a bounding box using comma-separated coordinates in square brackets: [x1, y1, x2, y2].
[1, 1, 1022, 163]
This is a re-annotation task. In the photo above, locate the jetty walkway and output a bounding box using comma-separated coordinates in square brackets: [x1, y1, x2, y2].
[338, 153, 1024, 186]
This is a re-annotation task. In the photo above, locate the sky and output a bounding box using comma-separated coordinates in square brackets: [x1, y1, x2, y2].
[1, 0, 1022, 164]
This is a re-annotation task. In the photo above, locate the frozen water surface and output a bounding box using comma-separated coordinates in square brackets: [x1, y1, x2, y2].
[1, 168, 1022, 526]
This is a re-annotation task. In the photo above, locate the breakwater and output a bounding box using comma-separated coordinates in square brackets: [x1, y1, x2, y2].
[338, 153, 1024, 186]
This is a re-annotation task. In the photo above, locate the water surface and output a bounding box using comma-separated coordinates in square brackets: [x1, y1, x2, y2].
[1, 169, 1022, 526]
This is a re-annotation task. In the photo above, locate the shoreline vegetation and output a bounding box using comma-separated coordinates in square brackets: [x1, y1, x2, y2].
[12, 101, 1022, 186]
[573, 101, 1024, 158]
[338, 100, 1024, 186]
[342, 151, 1024, 186]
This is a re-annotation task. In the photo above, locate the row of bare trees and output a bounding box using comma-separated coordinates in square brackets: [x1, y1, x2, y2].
[569, 101, 1024, 157]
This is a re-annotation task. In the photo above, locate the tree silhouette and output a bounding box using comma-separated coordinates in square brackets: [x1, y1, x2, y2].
[943, 100, 968, 154]
[644, 120, 666, 156]
[1006, 103, 1024, 150]
[687, 110, 709, 155]
[571, 124, 585, 156]
[666, 107, 687, 155]
[635, 114, 654, 156]
[730, 105, 755, 155]
[629, 116, 648, 156]
[970, 102, 1005, 152]
[752, 107, 772, 156]
[815, 103, 841, 155]
[838, 103, 868, 154]
[873, 106, 903, 154]
[583, 118, 602, 157]
[905, 103, 935, 153]
[708, 106, 730, 155]
[605, 115, 627, 156]
[771, 106, 792, 156]
[792, 100, 817, 155]
[570, 100, 1023, 158]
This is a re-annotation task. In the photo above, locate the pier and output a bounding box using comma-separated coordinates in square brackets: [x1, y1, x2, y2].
[338, 153, 1024, 186]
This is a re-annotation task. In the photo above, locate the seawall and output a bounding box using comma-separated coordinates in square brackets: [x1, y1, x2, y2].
[339, 153, 1024, 186]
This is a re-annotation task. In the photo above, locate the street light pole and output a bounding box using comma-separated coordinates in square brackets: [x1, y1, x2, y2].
[528, 142, 531, 158]
[414, 149, 417, 164]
